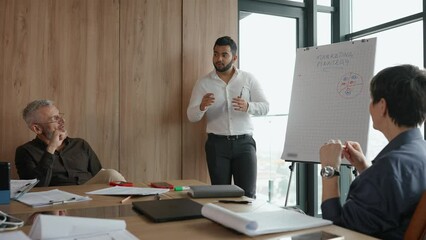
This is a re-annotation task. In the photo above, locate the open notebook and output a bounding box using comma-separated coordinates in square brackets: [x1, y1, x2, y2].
[16, 189, 91, 208]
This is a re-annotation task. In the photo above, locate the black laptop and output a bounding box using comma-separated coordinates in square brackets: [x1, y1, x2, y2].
[132, 198, 203, 223]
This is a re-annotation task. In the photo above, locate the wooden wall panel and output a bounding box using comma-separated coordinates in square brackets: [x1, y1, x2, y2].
[55, 0, 120, 171]
[1, 0, 236, 183]
[0, 0, 119, 178]
[120, 0, 182, 182]
[182, 0, 238, 182]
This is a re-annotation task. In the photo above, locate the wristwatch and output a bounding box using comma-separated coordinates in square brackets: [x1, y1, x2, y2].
[320, 166, 340, 178]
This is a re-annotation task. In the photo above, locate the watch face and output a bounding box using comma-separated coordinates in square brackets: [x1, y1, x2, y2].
[321, 166, 335, 178]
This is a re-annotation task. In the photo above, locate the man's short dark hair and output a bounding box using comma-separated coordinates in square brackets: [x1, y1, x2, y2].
[214, 36, 237, 56]
[370, 64, 426, 127]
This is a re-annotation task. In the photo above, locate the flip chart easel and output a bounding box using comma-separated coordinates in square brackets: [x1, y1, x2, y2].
[282, 38, 377, 165]
[281, 39, 377, 206]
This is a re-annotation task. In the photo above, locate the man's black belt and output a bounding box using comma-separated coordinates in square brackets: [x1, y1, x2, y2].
[208, 133, 249, 140]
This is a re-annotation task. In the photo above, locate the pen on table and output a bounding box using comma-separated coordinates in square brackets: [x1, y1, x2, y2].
[218, 200, 252, 204]
[120, 196, 131, 204]
[15, 180, 39, 200]
[49, 197, 77, 205]
[15, 183, 32, 198]
[174, 186, 190, 191]
[17, 183, 32, 192]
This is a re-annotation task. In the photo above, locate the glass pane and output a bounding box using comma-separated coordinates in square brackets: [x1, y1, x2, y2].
[354, 21, 424, 159]
[239, 13, 297, 206]
[317, 12, 331, 46]
[240, 14, 296, 115]
[317, 0, 331, 7]
[351, 0, 422, 32]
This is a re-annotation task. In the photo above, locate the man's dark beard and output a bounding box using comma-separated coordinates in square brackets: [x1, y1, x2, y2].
[214, 61, 233, 73]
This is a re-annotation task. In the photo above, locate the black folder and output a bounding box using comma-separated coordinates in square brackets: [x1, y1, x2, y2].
[188, 185, 245, 198]
[132, 198, 203, 223]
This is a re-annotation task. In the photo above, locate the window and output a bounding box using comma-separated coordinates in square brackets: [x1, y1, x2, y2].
[317, 12, 331, 46]
[239, 0, 425, 216]
[351, 17, 424, 159]
[239, 12, 298, 206]
[317, 0, 331, 7]
[351, 0, 422, 32]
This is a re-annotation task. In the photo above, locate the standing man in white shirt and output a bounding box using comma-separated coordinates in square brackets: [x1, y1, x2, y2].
[187, 36, 269, 198]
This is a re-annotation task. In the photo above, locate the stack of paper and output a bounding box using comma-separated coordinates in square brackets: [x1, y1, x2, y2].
[86, 186, 169, 196]
[16, 189, 91, 208]
[29, 215, 138, 240]
[201, 203, 332, 236]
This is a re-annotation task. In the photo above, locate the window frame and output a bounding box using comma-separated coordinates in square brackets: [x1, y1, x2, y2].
[239, 0, 426, 216]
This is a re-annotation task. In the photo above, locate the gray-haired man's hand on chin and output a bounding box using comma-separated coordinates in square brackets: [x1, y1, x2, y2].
[46, 130, 68, 154]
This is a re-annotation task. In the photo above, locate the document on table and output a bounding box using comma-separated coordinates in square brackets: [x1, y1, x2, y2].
[16, 189, 91, 208]
[29, 215, 139, 240]
[0, 230, 31, 240]
[86, 186, 169, 196]
[10, 179, 39, 200]
[201, 203, 332, 237]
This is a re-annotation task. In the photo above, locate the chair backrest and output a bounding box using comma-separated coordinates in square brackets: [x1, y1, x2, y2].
[404, 191, 426, 240]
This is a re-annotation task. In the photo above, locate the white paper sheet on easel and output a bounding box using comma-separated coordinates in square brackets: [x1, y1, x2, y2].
[201, 203, 332, 236]
[282, 38, 376, 164]
[29, 215, 139, 240]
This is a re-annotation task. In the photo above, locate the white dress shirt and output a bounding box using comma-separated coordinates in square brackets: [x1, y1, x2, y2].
[187, 68, 269, 135]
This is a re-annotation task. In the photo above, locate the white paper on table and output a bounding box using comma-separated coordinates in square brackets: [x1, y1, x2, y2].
[10, 179, 39, 199]
[201, 203, 332, 236]
[0, 230, 31, 240]
[29, 215, 139, 240]
[16, 189, 91, 208]
[86, 186, 169, 196]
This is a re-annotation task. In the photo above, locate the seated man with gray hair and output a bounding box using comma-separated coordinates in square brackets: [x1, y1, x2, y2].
[15, 99, 126, 187]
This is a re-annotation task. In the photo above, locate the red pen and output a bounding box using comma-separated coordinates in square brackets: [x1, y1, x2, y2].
[109, 181, 134, 187]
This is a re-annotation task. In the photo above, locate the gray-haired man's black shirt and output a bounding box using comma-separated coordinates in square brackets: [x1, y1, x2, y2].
[15, 137, 102, 187]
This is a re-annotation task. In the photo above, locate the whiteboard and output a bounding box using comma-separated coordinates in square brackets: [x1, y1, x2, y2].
[282, 38, 377, 164]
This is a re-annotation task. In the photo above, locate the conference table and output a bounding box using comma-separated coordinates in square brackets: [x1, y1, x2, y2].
[0, 179, 378, 239]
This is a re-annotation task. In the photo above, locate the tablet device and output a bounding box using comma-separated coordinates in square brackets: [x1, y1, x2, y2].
[132, 198, 203, 223]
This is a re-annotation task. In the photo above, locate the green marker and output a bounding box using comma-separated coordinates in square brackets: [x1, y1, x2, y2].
[174, 186, 190, 191]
